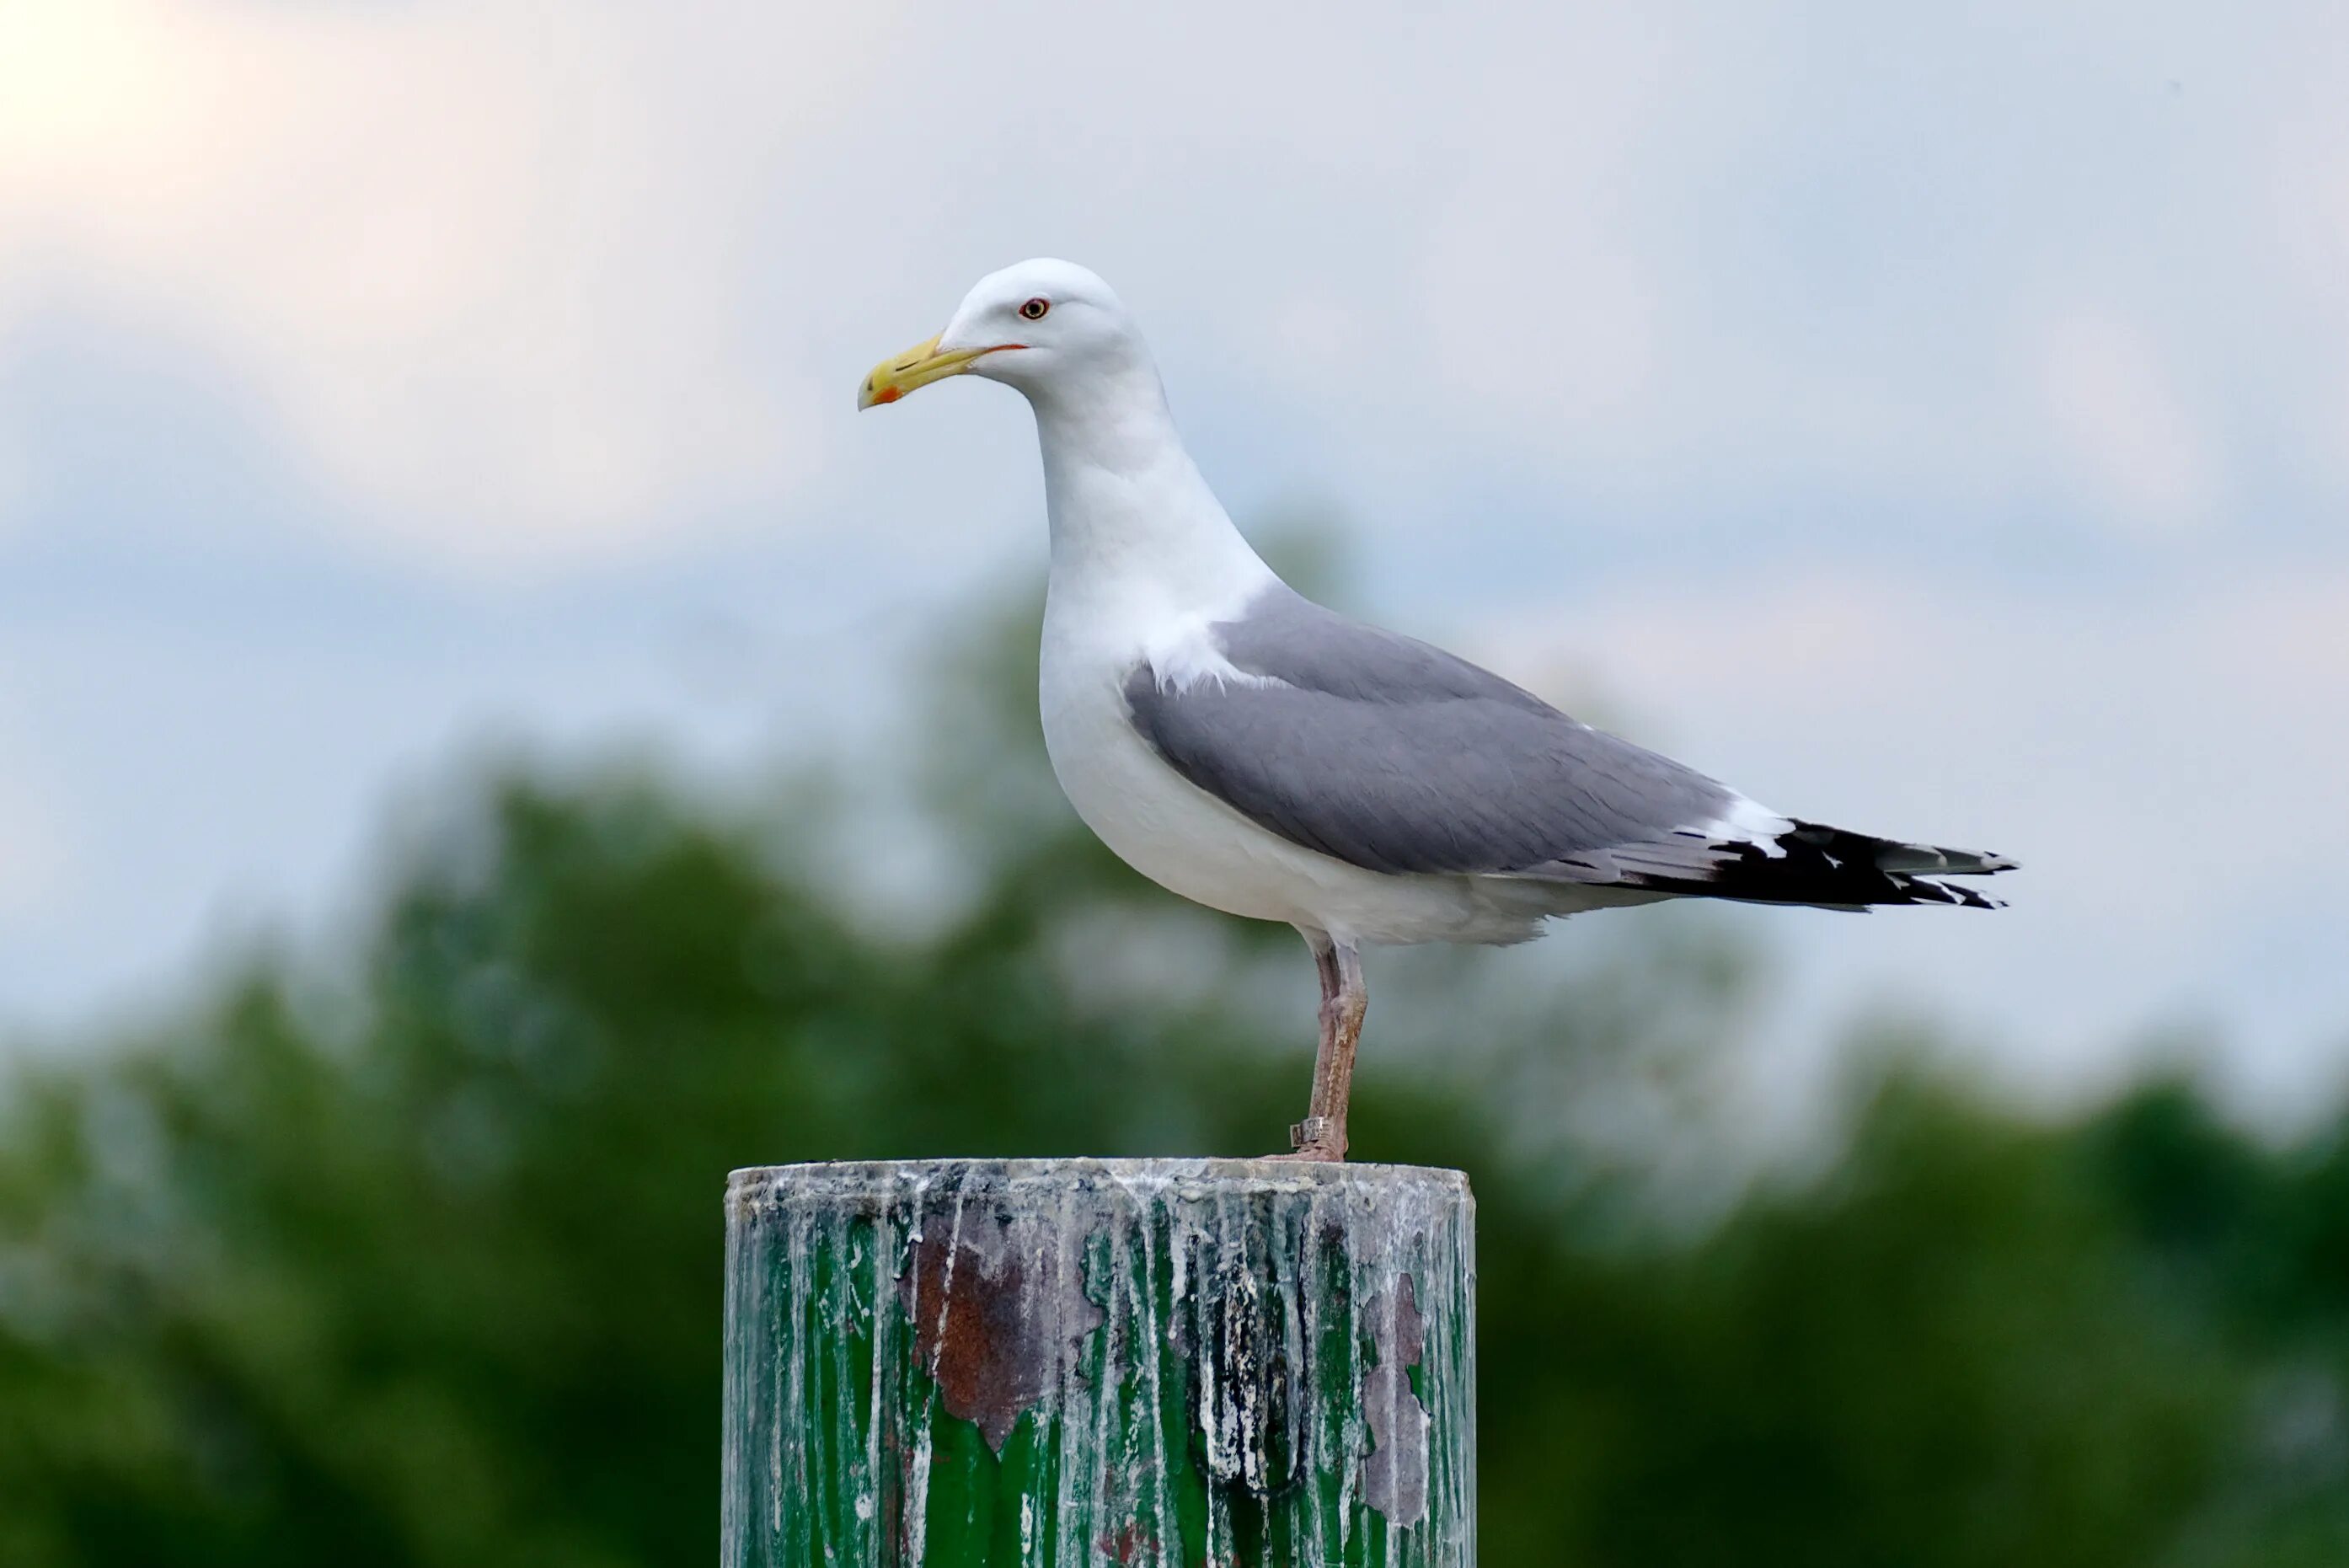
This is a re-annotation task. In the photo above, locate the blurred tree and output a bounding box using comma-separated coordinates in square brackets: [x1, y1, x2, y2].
[0, 585, 2344, 1566]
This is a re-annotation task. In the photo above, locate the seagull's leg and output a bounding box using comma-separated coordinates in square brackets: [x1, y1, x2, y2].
[1281, 935, 1345, 1159]
[1284, 936, 1366, 1162]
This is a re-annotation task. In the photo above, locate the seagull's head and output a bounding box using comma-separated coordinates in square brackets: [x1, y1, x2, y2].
[859, 259, 1143, 410]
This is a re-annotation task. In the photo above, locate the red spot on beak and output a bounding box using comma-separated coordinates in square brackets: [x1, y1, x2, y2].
[875, 387, 901, 404]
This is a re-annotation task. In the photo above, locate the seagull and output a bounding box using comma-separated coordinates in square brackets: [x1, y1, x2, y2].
[860, 260, 2013, 1162]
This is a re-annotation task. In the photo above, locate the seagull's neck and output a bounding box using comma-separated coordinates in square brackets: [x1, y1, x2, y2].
[1028, 369, 1274, 624]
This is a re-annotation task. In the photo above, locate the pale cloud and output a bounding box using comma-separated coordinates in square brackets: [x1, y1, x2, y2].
[2267, 14, 2349, 509]
[0, 425, 23, 538]
[0, 702, 73, 926]
[3, 0, 2338, 575]
[2038, 311, 2215, 533]
[0, 0, 904, 573]
[1399, 11, 1718, 444]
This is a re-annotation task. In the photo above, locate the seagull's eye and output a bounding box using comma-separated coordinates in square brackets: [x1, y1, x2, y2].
[1019, 297, 1050, 321]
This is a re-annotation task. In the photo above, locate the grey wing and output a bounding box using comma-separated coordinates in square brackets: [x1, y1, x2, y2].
[1123, 586, 1741, 880]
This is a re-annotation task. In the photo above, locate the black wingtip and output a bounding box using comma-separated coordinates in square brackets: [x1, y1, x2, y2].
[1624, 822, 2016, 911]
[1903, 875, 2007, 911]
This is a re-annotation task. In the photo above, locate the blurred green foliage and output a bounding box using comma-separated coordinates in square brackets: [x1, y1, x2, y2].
[3, 591, 2347, 1567]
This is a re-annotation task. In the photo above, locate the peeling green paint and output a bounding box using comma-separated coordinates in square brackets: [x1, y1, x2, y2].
[722, 1159, 1474, 1567]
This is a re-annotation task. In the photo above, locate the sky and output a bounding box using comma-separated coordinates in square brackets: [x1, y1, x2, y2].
[2, 0, 2345, 1120]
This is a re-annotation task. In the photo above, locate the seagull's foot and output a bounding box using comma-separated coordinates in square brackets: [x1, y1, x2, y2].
[1265, 1116, 1347, 1163]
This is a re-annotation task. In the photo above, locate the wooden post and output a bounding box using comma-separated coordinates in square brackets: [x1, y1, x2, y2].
[723, 1159, 1474, 1567]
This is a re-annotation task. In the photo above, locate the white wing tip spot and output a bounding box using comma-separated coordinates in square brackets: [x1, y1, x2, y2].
[1702, 796, 1795, 859]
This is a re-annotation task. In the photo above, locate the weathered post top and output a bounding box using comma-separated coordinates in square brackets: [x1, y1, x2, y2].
[723, 1158, 1475, 1568]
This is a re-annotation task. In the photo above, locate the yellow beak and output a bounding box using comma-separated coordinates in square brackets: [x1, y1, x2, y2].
[858, 333, 1010, 409]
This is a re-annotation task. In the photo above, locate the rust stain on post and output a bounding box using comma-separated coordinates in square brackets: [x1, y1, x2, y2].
[901, 1217, 1105, 1451]
[722, 1158, 1476, 1567]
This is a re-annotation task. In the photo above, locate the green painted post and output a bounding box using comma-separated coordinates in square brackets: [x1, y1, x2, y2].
[722, 1159, 1474, 1567]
